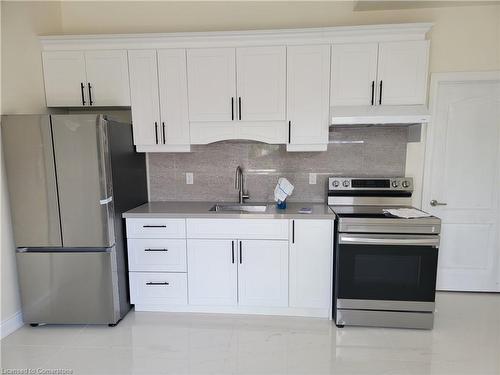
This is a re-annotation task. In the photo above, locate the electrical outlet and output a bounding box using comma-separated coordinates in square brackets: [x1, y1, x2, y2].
[186, 172, 193, 185]
[309, 173, 317, 185]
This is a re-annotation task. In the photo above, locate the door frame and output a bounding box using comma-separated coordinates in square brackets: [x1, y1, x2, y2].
[422, 70, 500, 290]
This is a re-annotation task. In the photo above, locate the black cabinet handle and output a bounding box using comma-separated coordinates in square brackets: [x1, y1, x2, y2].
[143, 225, 166, 228]
[231, 241, 235, 264]
[371, 81, 375, 106]
[80, 83, 86, 106]
[379, 81, 383, 105]
[238, 97, 242, 120]
[88, 83, 93, 106]
[292, 220, 295, 244]
[231, 97, 234, 121]
[239, 241, 242, 264]
[162, 122, 166, 144]
[288, 121, 291, 144]
[144, 248, 168, 252]
[154, 122, 159, 144]
[146, 282, 169, 286]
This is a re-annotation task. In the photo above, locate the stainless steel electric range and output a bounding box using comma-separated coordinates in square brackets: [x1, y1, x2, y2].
[328, 177, 441, 329]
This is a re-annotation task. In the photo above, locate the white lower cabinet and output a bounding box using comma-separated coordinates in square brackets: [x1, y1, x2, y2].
[289, 220, 333, 310]
[129, 272, 188, 306]
[187, 239, 238, 306]
[238, 240, 288, 307]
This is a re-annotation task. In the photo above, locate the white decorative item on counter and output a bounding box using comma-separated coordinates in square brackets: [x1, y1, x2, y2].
[274, 178, 294, 204]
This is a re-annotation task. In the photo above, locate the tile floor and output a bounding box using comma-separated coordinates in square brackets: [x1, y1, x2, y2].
[1, 292, 499, 375]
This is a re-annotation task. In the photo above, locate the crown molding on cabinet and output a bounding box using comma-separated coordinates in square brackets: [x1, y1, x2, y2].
[40, 23, 433, 50]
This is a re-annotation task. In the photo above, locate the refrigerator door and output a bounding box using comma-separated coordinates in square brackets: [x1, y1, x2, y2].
[16, 247, 120, 324]
[1, 115, 62, 247]
[51, 115, 115, 247]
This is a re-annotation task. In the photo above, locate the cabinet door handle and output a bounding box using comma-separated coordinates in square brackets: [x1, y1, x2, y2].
[80, 83, 86, 106]
[379, 80, 383, 105]
[162, 122, 166, 144]
[292, 220, 295, 244]
[371, 81, 375, 105]
[288, 121, 291, 144]
[144, 248, 168, 252]
[231, 241, 235, 264]
[239, 241, 242, 264]
[88, 83, 93, 106]
[143, 224, 166, 228]
[238, 97, 242, 120]
[154, 122, 159, 144]
[146, 282, 169, 286]
[231, 97, 234, 121]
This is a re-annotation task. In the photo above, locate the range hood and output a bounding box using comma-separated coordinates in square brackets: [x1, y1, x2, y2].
[330, 105, 430, 125]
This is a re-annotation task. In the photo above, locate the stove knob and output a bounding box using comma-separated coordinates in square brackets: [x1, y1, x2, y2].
[391, 180, 399, 188]
[332, 180, 340, 187]
[402, 180, 410, 188]
[342, 180, 350, 187]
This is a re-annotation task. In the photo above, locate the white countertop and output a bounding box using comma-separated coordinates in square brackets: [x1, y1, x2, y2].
[123, 201, 334, 220]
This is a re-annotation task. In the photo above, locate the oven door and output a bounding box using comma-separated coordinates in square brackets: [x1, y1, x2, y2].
[335, 233, 439, 310]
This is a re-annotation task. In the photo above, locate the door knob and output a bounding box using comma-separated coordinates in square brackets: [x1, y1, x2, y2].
[430, 200, 447, 207]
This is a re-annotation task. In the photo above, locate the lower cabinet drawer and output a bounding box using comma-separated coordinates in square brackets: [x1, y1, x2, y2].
[128, 239, 187, 272]
[129, 272, 187, 305]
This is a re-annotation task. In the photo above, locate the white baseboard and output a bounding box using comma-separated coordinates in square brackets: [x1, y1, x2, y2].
[0, 311, 23, 339]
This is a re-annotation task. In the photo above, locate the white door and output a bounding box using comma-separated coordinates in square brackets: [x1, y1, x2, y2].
[186, 48, 236, 122]
[287, 45, 331, 150]
[84, 50, 131, 106]
[238, 240, 288, 307]
[377, 40, 429, 105]
[423, 72, 500, 292]
[330, 43, 378, 106]
[128, 50, 161, 146]
[157, 49, 190, 145]
[289, 220, 333, 310]
[187, 239, 238, 306]
[42, 51, 87, 107]
[236, 46, 286, 121]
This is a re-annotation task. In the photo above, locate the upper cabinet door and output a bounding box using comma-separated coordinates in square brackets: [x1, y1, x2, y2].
[84, 50, 131, 106]
[157, 49, 190, 145]
[377, 40, 430, 105]
[330, 43, 378, 106]
[42, 51, 87, 107]
[128, 50, 161, 146]
[236, 46, 286, 121]
[186, 48, 236, 122]
[287, 45, 331, 149]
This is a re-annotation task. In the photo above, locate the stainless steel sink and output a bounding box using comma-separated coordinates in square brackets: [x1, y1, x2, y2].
[209, 204, 267, 213]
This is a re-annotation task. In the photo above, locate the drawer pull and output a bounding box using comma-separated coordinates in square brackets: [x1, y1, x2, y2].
[144, 248, 168, 252]
[142, 225, 167, 228]
[146, 282, 170, 286]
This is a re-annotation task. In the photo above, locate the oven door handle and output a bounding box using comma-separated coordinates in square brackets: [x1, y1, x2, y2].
[339, 234, 439, 247]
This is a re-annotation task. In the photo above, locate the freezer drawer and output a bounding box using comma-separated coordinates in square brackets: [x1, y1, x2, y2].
[16, 248, 121, 324]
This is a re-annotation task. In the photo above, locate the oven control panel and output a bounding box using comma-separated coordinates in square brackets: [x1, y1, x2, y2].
[329, 177, 413, 191]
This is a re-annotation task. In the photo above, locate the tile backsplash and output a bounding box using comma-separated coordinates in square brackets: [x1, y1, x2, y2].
[148, 126, 408, 203]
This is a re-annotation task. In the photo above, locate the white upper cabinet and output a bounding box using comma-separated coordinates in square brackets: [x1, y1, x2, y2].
[42, 50, 130, 107]
[236, 46, 286, 121]
[187, 48, 236, 122]
[84, 50, 131, 106]
[157, 49, 190, 146]
[238, 240, 288, 307]
[289, 220, 333, 310]
[377, 40, 430, 105]
[128, 50, 161, 146]
[331, 40, 429, 106]
[331, 43, 378, 106]
[42, 51, 87, 107]
[287, 45, 331, 151]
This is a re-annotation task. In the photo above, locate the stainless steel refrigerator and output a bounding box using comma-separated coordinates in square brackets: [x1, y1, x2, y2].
[1, 114, 148, 325]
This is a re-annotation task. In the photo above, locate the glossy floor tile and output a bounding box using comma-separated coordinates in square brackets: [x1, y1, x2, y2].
[1, 292, 499, 375]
